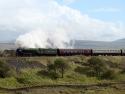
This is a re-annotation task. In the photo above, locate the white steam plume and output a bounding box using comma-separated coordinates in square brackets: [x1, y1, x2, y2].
[15, 29, 71, 48]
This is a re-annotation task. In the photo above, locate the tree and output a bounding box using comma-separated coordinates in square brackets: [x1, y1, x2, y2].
[54, 58, 69, 78]
[42, 58, 69, 79]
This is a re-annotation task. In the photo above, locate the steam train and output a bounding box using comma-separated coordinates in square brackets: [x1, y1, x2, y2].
[16, 48, 125, 56]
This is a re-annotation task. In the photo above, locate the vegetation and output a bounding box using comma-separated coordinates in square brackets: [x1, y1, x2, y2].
[0, 60, 15, 78]
[0, 56, 124, 89]
[75, 57, 118, 80]
[38, 58, 70, 79]
[54, 58, 69, 78]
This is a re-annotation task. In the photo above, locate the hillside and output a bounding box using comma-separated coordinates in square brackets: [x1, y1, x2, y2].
[0, 56, 125, 94]
[74, 39, 125, 49]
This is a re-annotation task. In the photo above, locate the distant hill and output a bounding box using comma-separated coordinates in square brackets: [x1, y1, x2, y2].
[1, 38, 125, 50]
[113, 38, 125, 43]
[0, 43, 17, 50]
[74, 39, 125, 49]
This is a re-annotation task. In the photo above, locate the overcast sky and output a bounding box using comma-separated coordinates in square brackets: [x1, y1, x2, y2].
[0, 0, 125, 42]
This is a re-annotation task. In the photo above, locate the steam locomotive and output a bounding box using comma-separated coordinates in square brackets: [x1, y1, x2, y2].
[16, 48, 125, 56]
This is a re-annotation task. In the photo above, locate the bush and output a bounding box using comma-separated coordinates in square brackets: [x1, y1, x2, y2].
[75, 57, 119, 80]
[47, 63, 56, 73]
[121, 69, 125, 74]
[49, 71, 59, 79]
[38, 69, 59, 79]
[16, 77, 31, 84]
[101, 69, 117, 80]
[73, 56, 84, 65]
[120, 63, 125, 74]
[75, 66, 86, 74]
[88, 57, 108, 78]
[38, 70, 49, 77]
[0, 60, 15, 78]
[88, 57, 103, 66]
[75, 66, 96, 77]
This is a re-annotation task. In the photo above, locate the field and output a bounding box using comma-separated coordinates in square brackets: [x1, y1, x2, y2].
[0, 56, 125, 94]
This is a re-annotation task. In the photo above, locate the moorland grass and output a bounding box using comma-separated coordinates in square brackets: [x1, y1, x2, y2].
[0, 56, 124, 88]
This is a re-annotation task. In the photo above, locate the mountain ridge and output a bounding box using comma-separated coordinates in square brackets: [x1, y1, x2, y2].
[0, 38, 125, 50]
[74, 38, 125, 49]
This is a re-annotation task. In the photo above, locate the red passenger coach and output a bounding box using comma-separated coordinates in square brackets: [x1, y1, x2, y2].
[58, 49, 92, 56]
[84, 49, 92, 56]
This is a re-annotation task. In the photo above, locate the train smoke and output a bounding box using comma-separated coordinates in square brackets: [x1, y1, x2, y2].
[16, 29, 72, 48]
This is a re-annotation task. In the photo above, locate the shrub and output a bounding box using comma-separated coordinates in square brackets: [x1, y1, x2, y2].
[120, 63, 125, 74]
[16, 77, 31, 84]
[38, 70, 49, 77]
[75, 66, 86, 74]
[38, 69, 59, 79]
[75, 57, 119, 80]
[101, 69, 117, 80]
[88, 57, 108, 78]
[75, 66, 95, 77]
[0, 60, 15, 78]
[47, 63, 56, 73]
[49, 71, 59, 79]
[121, 69, 125, 74]
[73, 57, 84, 65]
[88, 57, 103, 66]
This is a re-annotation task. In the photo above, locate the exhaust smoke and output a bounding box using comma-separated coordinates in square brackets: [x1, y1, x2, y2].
[15, 29, 72, 48]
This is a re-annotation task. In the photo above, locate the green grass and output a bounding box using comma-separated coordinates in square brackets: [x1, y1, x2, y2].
[0, 77, 20, 88]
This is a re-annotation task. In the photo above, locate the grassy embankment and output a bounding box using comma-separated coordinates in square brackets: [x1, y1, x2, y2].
[0, 56, 125, 94]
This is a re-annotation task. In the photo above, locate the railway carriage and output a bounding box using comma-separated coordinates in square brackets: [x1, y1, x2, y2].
[93, 49, 122, 56]
[58, 49, 92, 56]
